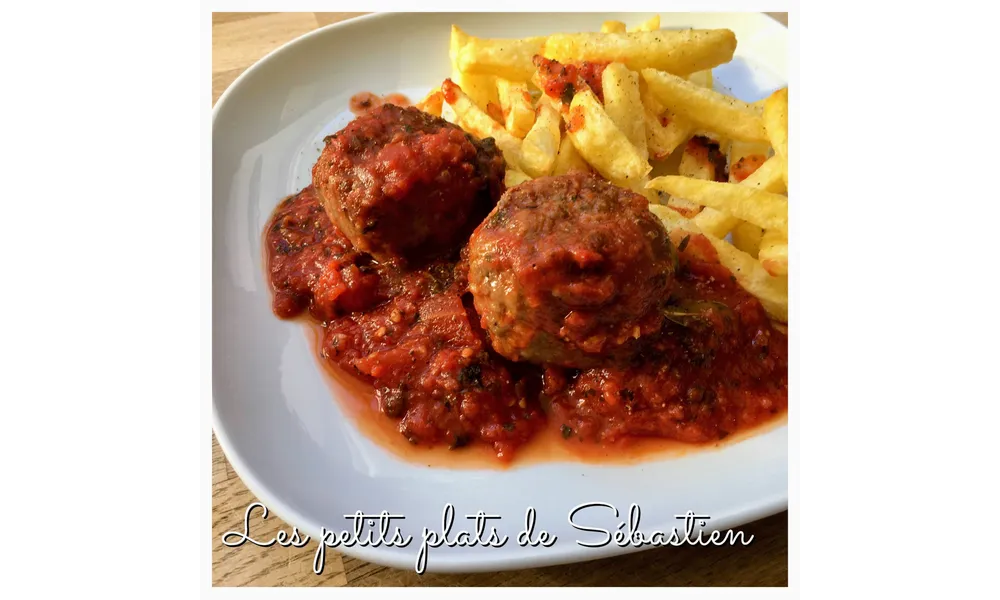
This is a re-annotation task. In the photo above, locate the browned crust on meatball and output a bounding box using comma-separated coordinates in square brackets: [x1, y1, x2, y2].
[467, 172, 677, 368]
[313, 104, 505, 264]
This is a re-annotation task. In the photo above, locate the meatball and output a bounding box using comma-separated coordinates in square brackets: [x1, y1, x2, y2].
[467, 173, 677, 368]
[313, 104, 505, 264]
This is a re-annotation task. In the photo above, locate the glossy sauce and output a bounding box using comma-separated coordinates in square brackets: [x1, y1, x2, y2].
[264, 186, 788, 464]
[731, 154, 768, 182]
[305, 319, 787, 470]
[533, 56, 610, 103]
[349, 91, 411, 115]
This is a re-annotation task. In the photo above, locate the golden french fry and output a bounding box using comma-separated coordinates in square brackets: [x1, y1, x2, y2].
[763, 87, 789, 185]
[737, 154, 786, 192]
[672, 197, 709, 220]
[641, 68, 768, 142]
[758, 229, 788, 277]
[649, 204, 700, 236]
[496, 78, 536, 138]
[505, 169, 533, 188]
[520, 99, 561, 177]
[566, 88, 652, 185]
[543, 30, 736, 75]
[442, 78, 523, 170]
[639, 82, 695, 160]
[732, 221, 764, 257]
[648, 204, 788, 323]
[552, 134, 591, 176]
[687, 69, 713, 89]
[693, 155, 786, 237]
[647, 176, 788, 234]
[640, 78, 666, 113]
[452, 70, 500, 113]
[678, 135, 725, 182]
[453, 26, 547, 83]
[643, 109, 692, 161]
[712, 240, 787, 323]
[630, 15, 660, 31]
[601, 20, 627, 33]
[601, 63, 647, 163]
[690, 209, 733, 238]
[671, 136, 726, 216]
[414, 88, 444, 117]
[449, 25, 501, 112]
[684, 139, 768, 236]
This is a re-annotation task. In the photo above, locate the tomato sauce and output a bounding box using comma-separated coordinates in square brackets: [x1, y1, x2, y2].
[685, 136, 729, 183]
[533, 56, 610, 103]
[547, 230, 786, 444]
[264, 188, 788, 463]
[349, 91, 411, 115]
[731, 154, 768, 182]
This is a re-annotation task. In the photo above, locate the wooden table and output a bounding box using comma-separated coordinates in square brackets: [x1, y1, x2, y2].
[211, 11, 789, 587]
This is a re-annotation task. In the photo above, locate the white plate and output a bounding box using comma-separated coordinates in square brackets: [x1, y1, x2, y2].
[213, 12, 788, 574]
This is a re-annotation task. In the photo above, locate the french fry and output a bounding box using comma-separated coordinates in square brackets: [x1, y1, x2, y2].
[630, 15, 660, 32]
[531, 55, 596, 116]
[639, 82, 695, 160]
[496, 78, 536, 138]
[647, 176, 788, 235]
[485, 101, 504, 123]
[678, 136, 726, 182]
[641, 68, 768, 142]
[601, 63, 648, 163]
[505, 169, 533, 188]
[671, 136, 726, 216]
[543, 30, 737, 75]
[595, 68, 659, 203]
[763, 87, 789, 185]
[448, 68, 499, 114]
[414, 87, 444, 117]
[449, 26, 500, 112]
[692, 155, 786, 237]
[687, 69, 713, 89]
[684, 67, 728, 143]
[689, 139, 769, 237]
[732, 221, 764, 257]
[601, 20, 627, 33]
[737, 154, 786, 192]
[649, 204, 788, 323]
[758, 229, 788, 277]
[715, 241, 788, 323]
[565, 88, 652, 185]
[442, 78, 524, 171]
[552, 134, 591, 175]
[643, 109, 692, 160]
[690, 208, 735, 238]
[724, 138, 771, 256]
[520, 98, 561, 177]
[454, 26, 547, 83]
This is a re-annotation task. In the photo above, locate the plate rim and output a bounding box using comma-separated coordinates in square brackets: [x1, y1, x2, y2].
[211, 11, 789, 574]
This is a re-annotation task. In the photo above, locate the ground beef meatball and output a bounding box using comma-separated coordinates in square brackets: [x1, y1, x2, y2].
[313, 104, 505, 264]
[466, 173, 677, 368]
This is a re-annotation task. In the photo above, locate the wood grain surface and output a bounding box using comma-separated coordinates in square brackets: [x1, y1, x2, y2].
[211, 11, 789, 587]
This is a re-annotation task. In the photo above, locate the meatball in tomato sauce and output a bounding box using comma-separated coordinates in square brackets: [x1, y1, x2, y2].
[313, 104, 505, 264]
[467, 173, 678, 368]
